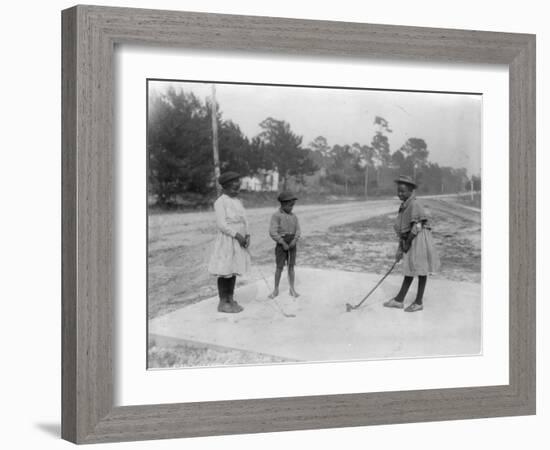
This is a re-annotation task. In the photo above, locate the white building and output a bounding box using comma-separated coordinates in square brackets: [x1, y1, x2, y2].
[241, 169, 279, 192]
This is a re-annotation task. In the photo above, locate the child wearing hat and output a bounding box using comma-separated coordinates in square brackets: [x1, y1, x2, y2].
[383, 175, 440, 312]
[207, 171, 251, 313]
[268, 191, 301, 299]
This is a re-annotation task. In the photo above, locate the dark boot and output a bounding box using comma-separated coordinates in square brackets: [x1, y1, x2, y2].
[218, 298, 239, 313]
[228, 299, 244, 313]
[217, 277, 242, 313]
[217, 278, 229, 312]
[227, 276, 244, 312]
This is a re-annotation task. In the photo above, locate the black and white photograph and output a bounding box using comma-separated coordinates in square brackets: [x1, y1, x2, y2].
[3, 0, 544, 447]
[147, 79, 482, 369]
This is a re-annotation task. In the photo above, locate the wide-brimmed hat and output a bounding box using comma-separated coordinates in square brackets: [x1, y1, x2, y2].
[393, 175, 417, 188]
[218, 171, 241, 186]
[277, 190, 298, 202]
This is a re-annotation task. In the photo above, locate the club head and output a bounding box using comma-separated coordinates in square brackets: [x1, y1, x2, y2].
[345, 303, 354, 312]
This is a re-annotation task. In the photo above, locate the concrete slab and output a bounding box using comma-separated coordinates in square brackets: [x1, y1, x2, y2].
[149, 267, 481, 363]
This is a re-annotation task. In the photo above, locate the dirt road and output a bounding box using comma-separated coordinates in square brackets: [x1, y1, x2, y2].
[148, 196, 480, 318]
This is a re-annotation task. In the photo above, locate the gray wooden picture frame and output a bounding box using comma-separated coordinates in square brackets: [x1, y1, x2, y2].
[61, 5, 536, 444]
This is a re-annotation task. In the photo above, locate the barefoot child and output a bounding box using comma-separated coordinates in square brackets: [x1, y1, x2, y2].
[268, 191, 301, 298]
[207, 171, 251, 313]
[383, 175, 440, 312]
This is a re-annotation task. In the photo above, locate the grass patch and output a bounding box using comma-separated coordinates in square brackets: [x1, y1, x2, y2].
[148, 338, 292, 368]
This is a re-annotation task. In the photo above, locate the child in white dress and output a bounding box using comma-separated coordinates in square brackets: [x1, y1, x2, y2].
[208, 171, 251, 313]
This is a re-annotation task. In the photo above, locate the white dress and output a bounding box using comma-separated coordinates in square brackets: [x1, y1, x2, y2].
[207, 194, 251, 277]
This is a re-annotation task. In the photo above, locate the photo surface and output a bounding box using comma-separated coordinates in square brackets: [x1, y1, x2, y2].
[147, 79, 482, 369]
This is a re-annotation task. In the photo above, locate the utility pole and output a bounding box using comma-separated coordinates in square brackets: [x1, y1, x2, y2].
[211, 84, 221, 195]
[364, 164, 369, 199]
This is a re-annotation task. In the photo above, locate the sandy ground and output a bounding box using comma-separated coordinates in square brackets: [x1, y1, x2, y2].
[147, 196, 481, 368]
[148, 198, 398, 319]
[148, 196, 481, 319]
[149, 268, 481, 365]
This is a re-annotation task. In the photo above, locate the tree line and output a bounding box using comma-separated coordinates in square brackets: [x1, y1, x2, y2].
[148, 87, 479, 207]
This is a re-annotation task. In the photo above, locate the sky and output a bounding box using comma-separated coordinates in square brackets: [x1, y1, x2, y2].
[149, 80, 482, 176]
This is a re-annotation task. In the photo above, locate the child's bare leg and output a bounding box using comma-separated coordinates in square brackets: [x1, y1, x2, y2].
[288, 265, 300, 297]
[269, 267, 283, 298]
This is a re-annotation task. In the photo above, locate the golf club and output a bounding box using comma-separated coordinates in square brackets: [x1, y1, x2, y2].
[345, 261, 397, 312]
